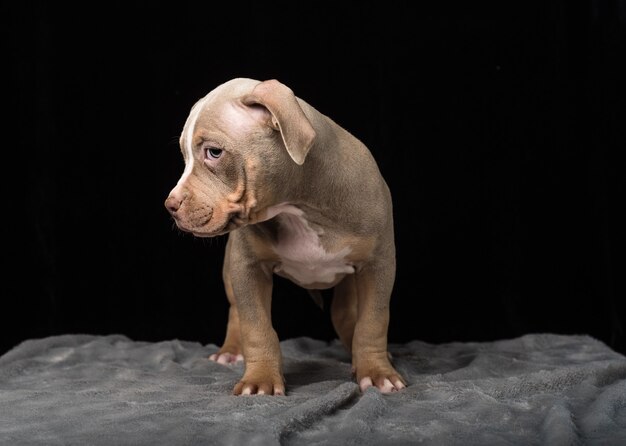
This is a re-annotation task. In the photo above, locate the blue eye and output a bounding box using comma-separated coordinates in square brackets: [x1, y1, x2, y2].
[206, 147, 223, 159]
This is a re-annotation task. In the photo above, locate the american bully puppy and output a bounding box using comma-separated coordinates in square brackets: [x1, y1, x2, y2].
[165, 78, 406, 395]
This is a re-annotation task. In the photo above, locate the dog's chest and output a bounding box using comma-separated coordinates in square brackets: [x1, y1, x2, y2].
[269, 207, 354, 287]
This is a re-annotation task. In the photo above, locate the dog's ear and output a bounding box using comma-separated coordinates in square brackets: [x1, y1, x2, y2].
[241, 80, 316, 165]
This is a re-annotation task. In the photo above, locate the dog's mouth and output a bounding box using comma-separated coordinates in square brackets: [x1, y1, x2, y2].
[187, 221, 229, 238]
[187, 214, 244, 238]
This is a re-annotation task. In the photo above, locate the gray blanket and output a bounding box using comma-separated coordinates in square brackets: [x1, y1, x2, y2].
[1, 334, 625, 445]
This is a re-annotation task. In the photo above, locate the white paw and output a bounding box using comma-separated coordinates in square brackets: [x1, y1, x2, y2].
[359, 377, 406, 393]
[209, 352, 244, 364]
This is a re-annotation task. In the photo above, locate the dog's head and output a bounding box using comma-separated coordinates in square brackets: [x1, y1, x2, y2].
[165, 78, 316, 237]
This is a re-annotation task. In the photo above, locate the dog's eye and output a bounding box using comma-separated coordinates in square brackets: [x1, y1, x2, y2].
[205, 147, 223, 160]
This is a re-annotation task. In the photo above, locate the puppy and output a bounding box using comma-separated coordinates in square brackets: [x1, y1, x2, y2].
[165, 78, 405, 395]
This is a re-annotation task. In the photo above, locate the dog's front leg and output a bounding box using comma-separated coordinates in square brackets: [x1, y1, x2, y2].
[228, 236, 284, 396]
[352, 256, 406, 393]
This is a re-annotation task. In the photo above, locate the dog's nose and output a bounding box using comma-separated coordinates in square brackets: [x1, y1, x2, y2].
[165, 193, 184, 214]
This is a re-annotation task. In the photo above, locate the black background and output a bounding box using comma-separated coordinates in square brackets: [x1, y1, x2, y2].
[3, 2, 625, 356]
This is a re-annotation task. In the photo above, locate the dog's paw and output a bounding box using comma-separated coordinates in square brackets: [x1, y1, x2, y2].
[358, 375, 406, 393]
[233, 368, 285, 396]
[209, 351, 243, 365]
[354, 356, 406, 393]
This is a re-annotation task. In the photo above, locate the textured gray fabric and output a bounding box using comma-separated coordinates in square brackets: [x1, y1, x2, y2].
[1, 333, 625, 445]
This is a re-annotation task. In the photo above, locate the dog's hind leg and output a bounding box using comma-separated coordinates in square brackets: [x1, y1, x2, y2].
[209, 237, 243, 364]
[331, 275, 358, 354]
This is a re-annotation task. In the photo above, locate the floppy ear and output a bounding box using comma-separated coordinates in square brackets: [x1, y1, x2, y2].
[241, 80, 316, 165]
